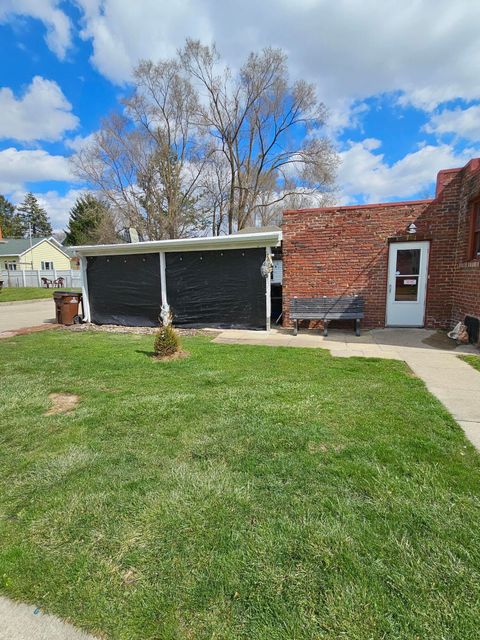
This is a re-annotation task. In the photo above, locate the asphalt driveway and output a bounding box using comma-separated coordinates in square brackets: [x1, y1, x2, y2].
[0, 299, 56, 334]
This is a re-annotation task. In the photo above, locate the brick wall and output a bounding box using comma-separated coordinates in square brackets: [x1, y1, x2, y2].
[282, 158, 480, 332]
[451, 159, 480, 326]
[282, 201, 431, 329]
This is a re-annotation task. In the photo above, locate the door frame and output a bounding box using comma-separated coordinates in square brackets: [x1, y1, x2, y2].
[385, 241, 430, 327]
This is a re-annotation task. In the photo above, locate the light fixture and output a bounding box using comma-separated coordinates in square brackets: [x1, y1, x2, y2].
[407, 222, 417, 235]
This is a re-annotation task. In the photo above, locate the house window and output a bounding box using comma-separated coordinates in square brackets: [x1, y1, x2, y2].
[41, 261, 54, 270]
[470, 201, 480, 259]
[5, 261, 17, 271]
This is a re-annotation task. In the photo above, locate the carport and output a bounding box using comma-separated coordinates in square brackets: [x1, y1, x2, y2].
[73, 231, 281, 330]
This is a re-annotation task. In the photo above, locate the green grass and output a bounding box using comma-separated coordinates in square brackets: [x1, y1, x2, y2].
[1, 331, 480, 639]
[461, 354, 480, 372]
[0, 287, 77, 302]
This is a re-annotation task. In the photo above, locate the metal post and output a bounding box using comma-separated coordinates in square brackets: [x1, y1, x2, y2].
[80, 256, 91, 322]
[159, 251, 168, 308]
[265, 246, 271, 332]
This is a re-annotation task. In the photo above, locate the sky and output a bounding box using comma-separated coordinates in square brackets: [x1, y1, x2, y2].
[0, 0, 479, 231]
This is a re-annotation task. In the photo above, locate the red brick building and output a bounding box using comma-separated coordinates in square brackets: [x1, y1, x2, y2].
[282, 158, 480, 340]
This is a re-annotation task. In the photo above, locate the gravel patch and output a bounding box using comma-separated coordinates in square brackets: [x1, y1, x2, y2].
[67, 323, 220, 337]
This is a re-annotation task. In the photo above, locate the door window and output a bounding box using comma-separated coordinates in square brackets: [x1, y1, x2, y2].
[395, 249, 420, 301]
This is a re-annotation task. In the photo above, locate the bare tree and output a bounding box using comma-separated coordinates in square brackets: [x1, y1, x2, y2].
[253, 189, 337, 228]
[72, 41, 338, 239]
[195, 151, 232, 235]
[72, 60, 209, 239]
[180, 40, 338, 232]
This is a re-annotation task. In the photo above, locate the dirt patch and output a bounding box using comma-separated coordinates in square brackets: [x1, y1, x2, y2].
[152, 350, 190, 362]
[45, 393, 80, 416]
[0, 324, 60, 340]
[69, 323, 219, 338]
[122, 568, 139, 586]
[422, 330, 459, 350]
[403, 363, 419, 378]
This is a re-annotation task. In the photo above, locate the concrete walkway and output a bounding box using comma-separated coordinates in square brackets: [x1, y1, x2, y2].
[0, 597, 97, 640]
[214, 327, 480, 450]
[0, 298, 55, 334]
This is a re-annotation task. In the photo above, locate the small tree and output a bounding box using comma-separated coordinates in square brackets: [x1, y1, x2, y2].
[17, 192, 52, 237]
[64, 194, 118, 246]
[153, 308, 181, 357]
[154, 324, 181, 357]
[0, 195, 24, 237]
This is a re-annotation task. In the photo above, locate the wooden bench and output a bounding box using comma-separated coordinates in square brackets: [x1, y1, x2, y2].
[290, 296, 364, 336]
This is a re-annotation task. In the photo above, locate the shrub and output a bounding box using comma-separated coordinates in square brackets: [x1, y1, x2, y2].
[154, 324, 181, 357]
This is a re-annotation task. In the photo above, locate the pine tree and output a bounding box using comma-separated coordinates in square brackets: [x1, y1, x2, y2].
[64, 194, 117, 246]
[17, 192, 52, 237]
[0, 195, 24, 237]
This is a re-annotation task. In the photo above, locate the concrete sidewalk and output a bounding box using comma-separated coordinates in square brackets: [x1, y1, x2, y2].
[0, 597, 97, 640]
[214, 327, 480, 450]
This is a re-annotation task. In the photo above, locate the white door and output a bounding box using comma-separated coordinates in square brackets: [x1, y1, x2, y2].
[386, 241, 429, 327]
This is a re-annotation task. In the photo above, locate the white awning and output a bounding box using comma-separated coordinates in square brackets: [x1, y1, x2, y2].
[72, 230, 282, 257]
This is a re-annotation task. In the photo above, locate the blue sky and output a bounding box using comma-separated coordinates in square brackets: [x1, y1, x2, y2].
[0, 0, 479, 230]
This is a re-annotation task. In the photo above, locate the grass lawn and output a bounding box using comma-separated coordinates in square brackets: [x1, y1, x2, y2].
[0, 287, 74, 303]
[1, 331, 480, 639]
[461, 354, 480, 372]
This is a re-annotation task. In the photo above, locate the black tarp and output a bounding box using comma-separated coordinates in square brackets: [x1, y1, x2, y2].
[166, 248, 266, 328]
[87, 253, 161, 326]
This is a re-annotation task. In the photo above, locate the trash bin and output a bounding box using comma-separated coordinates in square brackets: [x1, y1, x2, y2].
[53, 291, 83, 325]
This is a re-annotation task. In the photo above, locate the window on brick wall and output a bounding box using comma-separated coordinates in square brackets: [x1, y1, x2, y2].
[470, 201, 480, 259]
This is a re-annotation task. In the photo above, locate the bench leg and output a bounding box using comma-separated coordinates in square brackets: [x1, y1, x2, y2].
[355, 319, 361, 337]
[323, 320, 329, 337]
[293, 319, 298, 336]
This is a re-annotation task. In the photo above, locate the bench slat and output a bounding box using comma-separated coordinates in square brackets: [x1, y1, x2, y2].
[290, 296, 364, 336]
[290, 312, 364, 320]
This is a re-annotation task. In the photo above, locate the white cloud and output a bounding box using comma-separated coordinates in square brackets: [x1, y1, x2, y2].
[34, 189, 88, 231]
[337, 139, 480, 204]
[77, 0, 213, 85]
[0, 0, 71, 59]
[325, 100, 370, 137]
[0, 76, 78, 143]
[64, 133, 96, 152]
[425, 104, 480, 141]
[75, 0, 480, 112]
[9, 188, 91, 232]
[0, 147, 76, 193]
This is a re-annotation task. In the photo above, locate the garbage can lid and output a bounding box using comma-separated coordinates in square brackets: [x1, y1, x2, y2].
[53, 290, 82, 298]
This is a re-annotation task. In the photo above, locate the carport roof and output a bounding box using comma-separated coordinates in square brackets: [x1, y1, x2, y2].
[72, 230, 282, 257]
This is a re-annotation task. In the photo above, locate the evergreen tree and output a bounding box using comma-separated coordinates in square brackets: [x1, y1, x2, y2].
[17, 192, 52, 237]
[64, 194, 117, 246]
[0, 195, 24, 237]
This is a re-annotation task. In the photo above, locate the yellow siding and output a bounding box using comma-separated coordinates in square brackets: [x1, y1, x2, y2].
[21, 240, 71, 271]
[1, 255, 19, 269]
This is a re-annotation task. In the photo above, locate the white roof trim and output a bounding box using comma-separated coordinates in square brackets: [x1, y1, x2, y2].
[72, 231, 282, 257]
[18, 237, 72, 260]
